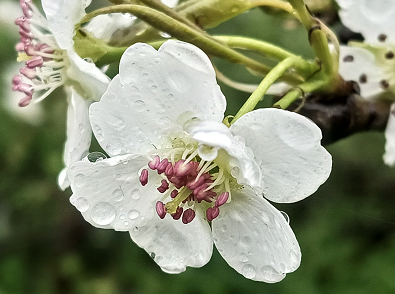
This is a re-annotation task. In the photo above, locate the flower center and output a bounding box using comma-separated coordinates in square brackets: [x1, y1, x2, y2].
[139, 139, 233, 224]
[13, 0, 66, 107]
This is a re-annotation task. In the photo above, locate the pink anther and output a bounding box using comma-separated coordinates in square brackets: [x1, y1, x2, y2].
[187, 175, 206, 190]
[170, 189, 178, 198]
[182, 208, 195, 224]
[157, 179, 169, 193]
[24, 44, 36, 56]
[156, 201, 166, 219]
[26, 56, 43, 68]
[171, 206, 183, 220]
[15, 83, 33, 95]
[19, 27, 33, 39]
[148, 155, 160, 170]
[156, 158, 169, 174]
[215, 192, 229, 207]
[12, 75, 22, 86]
[15, 42, 25, 52]
[18, 95, 32, 107]
[139, 169, 149, 186]
[206, 206, 220, 221]
[20, 67, 37, 79]
[165, 162, 173, 177]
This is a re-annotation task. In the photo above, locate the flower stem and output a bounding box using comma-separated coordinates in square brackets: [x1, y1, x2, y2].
[231, 57, 298, 124]
[213, 35, 319, 78]
[80, 5, 304, 84]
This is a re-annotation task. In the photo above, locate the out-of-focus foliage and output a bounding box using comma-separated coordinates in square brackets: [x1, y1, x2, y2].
[0, 1, 394, 293]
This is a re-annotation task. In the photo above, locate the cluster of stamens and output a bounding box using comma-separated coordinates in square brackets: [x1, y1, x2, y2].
[139, 146, 231, 224]
[12, 0, 65, 107]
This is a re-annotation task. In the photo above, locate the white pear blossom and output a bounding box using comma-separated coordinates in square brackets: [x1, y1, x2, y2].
[336, 0, 395, 165]
[12, 0, 111, 189]
[68, 40, 331, 281]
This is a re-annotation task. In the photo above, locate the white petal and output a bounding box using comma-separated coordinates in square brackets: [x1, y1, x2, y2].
[90, 40, 226, 156]
[337, 0, 395, 44]
[85, 13, 136, 41]
[161, 0, 179, 8]
[384, 103, 395, 166]
[338, 45, 387, 98]
[212, 186, 301, 282]
[130, 209, 213, 274]
[231, 109, 331, 203]
[69, 154, 159, 231]
[42, 0, 91, 49]
[66, 50, 110, 101]
[58, 88, 92, 190]
[186, 120, 262, 187]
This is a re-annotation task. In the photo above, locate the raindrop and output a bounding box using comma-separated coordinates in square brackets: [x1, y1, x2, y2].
[251, 216, 258, 223]
[112, 188, 124, 202]
[120, 214, 125, 220]
[280, 211, 290, 224]
[239, 253, 249, 263]
[91, 202, 116, 225]
[128, 210, 140, 220]
[74, 173, 86, 187]
[124, 221, 129, 226]
[160, 31, 171, 38]
[83, 57, 93, 63]
[150, 252, 156, 259]
[87, 152, 107, 163]
[133, 100, 146, 112]
[261, 212, 270, 224]
[242, 264, 256, 279]
[240, 236, 252, 247]
[130, 189, 140, 200]
[150, 85, 158, 92]
[107, 115, 126, 130]
[74, 197, 89, 212]
[261, 265, 282, 282]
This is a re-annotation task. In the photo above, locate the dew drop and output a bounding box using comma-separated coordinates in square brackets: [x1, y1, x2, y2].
[261, 265, 282, 282]
[74, 197, 89, 212]
[112, 188, 124, 202]
[159, 31, 171, 38]
[74, 173, 86, 187]
[83, 57, 93, 63]
[87, 152, 107, 163]
[120, 214, 125, 220]
[130, 189, 140, 200]
[91, 202, 116, 225]
[133, 100, 146, 112]
[107, 115, 126, 130]
[242, 264, 256, 279]
[280, 211, 290, 224]
[240, 236, 252, 247]
[158, 116, 171, 127]
[128, 210, 140, 220]
[251, 216, 258, 224]
[150, 85, 158, 92]
[124, 221, 129, 226]
[239, 253, 249, 263]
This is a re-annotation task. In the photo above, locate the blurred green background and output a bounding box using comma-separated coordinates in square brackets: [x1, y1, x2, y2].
[1, 1, 395, 293]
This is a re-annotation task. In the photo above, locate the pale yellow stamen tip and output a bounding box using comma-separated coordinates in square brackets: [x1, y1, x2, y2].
[17, 53, 32, 62]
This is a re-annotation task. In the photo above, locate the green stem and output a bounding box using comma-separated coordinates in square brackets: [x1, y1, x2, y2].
[80, 5, 303, 84]
[213, 35, 319, 78]
[231, 57, 297, 124]
[287, 0, 336, 78]
[273, 89, 301, 109]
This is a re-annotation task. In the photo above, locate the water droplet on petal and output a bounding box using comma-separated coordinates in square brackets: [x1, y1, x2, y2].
[240, 236, 252, 247]
[74, 197, 89, 212]
[83, 57, 93, 63]
[133, 100, 146, 112]
[242, 264, 256, 279]
[87, 152, 107, 163]
[74, 173, 86, 187]
[112, 188, 124, 202]
[128, 210, 139, 220]
[91, 202, 116, 225]
[130, 189, 140, 200]
[280, 211, 290, 224]
[239, 253, 249, 263]
[260, 265, 282, 282]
